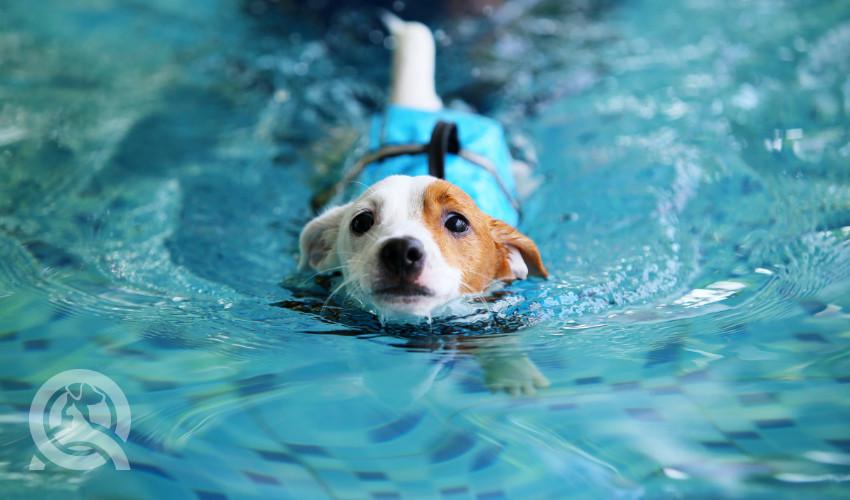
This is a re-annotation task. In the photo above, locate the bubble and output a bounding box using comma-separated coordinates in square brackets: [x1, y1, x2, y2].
[369, 30, 384, 45]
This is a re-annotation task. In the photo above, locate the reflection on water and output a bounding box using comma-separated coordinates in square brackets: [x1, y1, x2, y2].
[1, 0, 850, 498]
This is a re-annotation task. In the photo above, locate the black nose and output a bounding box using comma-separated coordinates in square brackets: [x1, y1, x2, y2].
[379, 237, 425, 278]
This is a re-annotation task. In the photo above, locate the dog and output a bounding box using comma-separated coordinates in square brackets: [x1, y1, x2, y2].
[297, 16, 550, 394]
[299, 15, 547, 318]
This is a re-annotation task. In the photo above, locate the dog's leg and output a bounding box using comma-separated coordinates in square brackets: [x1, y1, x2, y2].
[463, 338, 550, 396]
[382, 13, 443, 111]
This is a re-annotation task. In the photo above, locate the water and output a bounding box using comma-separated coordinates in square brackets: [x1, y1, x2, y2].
[1, 0, 849, 498]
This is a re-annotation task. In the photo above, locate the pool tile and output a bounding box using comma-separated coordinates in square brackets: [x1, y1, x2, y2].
[22, 339, 49, 351]
[644, 338, 682, 366]
[625, 407, 665, 422]
[356, 471, 388, 481]
[0, 331, 18, 342]
[430, 432, 476, 463]
[547, 402, 578, 410]
[0, 378, 33, 390]
[611, 381, 641, 391]
[139, 379, 178, 392]
[256, 450, 298, 463]
[370, 411, 426, 443]
[794, 332, 828, 343]
[440, 486, 469, 496]
[470, 444, 503, 471]
[236, 374, 277, 396]
[287, 443, 330, 456]
[724, 431, 761, 440]
[700, 441, 738, 451]
[132, 462, 175, 480]
[826, 440, 850, 453]
[243, 470, 280, 485]
[575, 376, 603, 385]
[737, 392, 778, 407]
[754, 418, 795, 430]
[194, 490, 228, 500]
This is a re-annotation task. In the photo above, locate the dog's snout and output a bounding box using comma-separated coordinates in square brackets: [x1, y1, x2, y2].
[380, 237, 425, 277]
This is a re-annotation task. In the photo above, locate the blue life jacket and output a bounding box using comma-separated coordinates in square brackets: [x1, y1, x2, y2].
[344, 104, 521, 227]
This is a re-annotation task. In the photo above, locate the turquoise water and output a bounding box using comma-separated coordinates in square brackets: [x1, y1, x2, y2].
[2, 0, 850, 498]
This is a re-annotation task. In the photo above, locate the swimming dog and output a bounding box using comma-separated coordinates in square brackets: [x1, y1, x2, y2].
[297, 16, 549, 394]
[299, 15, 547, 319]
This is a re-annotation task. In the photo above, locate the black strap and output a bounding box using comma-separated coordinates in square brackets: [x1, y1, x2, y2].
[427, 121, 460, 179]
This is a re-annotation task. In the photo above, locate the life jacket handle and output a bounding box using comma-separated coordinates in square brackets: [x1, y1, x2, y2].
[427, 120, 460, 180]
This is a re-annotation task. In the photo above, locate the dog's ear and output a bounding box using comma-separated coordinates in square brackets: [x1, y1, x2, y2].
[489, 218, 548, 280]
[298, 203, 350, 273]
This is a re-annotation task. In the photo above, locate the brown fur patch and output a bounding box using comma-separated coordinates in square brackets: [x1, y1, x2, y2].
[422, 179, 547, 294]
[489, 218, 548, 279]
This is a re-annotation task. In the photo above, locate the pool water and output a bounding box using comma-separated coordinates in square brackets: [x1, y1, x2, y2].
[2, 0, 850, 498]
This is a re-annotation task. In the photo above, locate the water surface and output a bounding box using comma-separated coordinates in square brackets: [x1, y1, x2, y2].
[1, 0, 849, 498]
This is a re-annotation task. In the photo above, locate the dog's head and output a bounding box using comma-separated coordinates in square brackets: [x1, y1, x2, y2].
[299, 175, 547, 318]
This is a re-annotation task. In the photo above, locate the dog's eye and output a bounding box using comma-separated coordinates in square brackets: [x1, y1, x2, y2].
[445, 213, 469, 234]
[351, 211, 374, 234]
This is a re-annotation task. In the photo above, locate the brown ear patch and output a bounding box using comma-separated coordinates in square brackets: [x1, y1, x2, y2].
[489, 218, 548, 279]
[422, 179, 547, 295]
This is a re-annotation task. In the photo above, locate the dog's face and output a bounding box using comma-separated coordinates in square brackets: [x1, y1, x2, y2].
[299, 175, 547, 318]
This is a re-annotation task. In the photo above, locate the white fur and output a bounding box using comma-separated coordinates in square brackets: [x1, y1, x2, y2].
[298, 16, 550, 395]
[300, 175, 463, 319]
[383, 14, 443, 111]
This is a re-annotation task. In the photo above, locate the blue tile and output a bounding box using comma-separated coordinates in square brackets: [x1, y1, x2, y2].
[237, 374, 276, 396]
[827, 440, 850, 453]
[0, 378, 33, 390]
[243, 470, 280, 485]
[645, 338, 682, 366]
[23, 339, 49, 351]
[754, 418, 795, 429]
[257, 450, 298, 463]
[548, 403, 577, 410]
[370, 412, 425, 443]
[724, 431, 761, 440]
[132, 462, 174, 479]
[701, 441, 736, 450]
[471, 444, 503, 471]
[195, 490, 228, 500]
[612, 381, 640, 391]
[356, 471, 387, 481]
[794, 332, 828, 343]
[288, 443, 329, 456]
[575, 376, 603, 385]
[139, 379, 178, 392]
[625, 408, 664, 422]
[431, 432, 476, 464]
[127, 428, 173, 455]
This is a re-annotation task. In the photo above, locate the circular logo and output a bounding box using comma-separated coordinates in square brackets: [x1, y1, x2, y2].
[29, 369, 131, 470]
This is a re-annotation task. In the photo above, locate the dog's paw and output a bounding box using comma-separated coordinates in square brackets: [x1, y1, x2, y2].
[481, 354, 550, 396]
